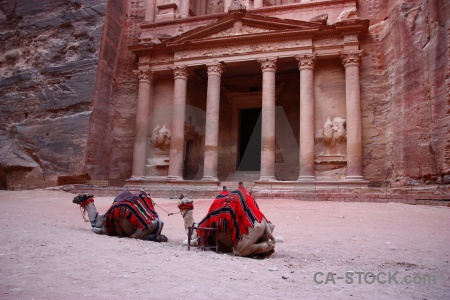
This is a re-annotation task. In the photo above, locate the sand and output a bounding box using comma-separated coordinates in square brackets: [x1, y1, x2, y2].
[0, 189, 449, 299]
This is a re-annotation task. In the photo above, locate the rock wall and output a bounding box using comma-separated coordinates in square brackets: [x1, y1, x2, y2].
[360, 0, 450, 185]
[83, 0, 131, 186]
[0, 0, 112, 189]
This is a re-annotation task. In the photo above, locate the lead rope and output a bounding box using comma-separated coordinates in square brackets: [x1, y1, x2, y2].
[79, 203, 98, 227]
[140, 193, 180, 216]
[153, 201, 181, 216]
[79, 206, 89, 223]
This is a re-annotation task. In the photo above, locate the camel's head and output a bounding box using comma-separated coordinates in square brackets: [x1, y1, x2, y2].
[177, 194, 194, 212]
[72, 193, 94, 207]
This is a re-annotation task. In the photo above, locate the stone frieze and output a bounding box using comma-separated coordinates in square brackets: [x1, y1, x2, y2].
[173, 39, 313, 61]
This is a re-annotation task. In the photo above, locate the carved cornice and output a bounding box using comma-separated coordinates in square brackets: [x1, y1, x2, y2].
[207, 62, 223, 77]
[257, 57, 278, 72]
[295, 54, 317, 70]
[172, 65, 189, 79]
[133, 68, 153, 82]
[340, 50, 363, 67]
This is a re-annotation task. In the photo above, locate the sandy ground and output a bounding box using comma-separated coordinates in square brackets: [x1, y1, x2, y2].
[0, 189, 449, 300]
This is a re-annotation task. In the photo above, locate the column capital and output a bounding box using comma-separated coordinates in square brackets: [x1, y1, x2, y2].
[172, 65, 189, 80]
[295, 54, 317, 70]
[207, 62, 223, 77]
[133, 68, 153, 82]
[257, 57, 277, 72]
[340, 50, 363, 68]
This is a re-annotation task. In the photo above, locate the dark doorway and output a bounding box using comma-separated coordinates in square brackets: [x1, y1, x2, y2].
[238, 108, 261, 171]
[184, 140, 198, 180]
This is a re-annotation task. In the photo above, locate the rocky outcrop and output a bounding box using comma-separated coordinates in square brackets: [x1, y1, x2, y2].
[360, 0, 450, 185]
[0, 0, 108, 189]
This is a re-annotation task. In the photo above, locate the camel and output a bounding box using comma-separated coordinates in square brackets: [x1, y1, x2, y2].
[72, 188, 167, 242]
[177, 185, 275, 257]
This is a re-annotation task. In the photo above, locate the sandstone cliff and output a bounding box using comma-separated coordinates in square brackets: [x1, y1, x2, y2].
[0, 0, 113, 189]
[360, 0, 450, 185]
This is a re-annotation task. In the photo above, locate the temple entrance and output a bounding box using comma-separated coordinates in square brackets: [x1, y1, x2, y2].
[238, 108, 261, 171]
[184, 140, 197, 179]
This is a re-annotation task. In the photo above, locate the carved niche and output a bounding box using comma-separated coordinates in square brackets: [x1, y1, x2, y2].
[146, 122, 201, 178]
[150, 124, 171, 152]
[315, 116, 347, 174]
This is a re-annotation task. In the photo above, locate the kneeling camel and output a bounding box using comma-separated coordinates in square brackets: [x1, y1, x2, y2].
[178, 186, 275, 257]
[73, 189, 167, 242]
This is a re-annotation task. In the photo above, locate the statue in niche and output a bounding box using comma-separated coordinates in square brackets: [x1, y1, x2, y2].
[315, 116, 347, 178]
[150, 124, 171, 151]
[147, 122, 200, 178]
[318, 116, 346, 148]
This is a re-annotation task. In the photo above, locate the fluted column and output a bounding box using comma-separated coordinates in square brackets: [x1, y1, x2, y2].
[131, 68, 153, 177]
[296, 54, 317, 181]
[144, 0, 156, 22]
[224, 0, 233, 12]
[180, 0, 190, 18]
[168, 66, 189, 180]
[257, 57, 277, 181]
[200, 0, 207, 15]
[340, 50, 364, 180]
[254, 0, 263, 8]
[202, 62, 223, 181]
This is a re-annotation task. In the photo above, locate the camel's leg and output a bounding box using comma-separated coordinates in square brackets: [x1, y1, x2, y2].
[92, 227, 107, 234]
[235, 239, 275, 257]
[258, 221, 276, 244]
[127, 219, 167, 242]
[233, 222, 273, 257]
[130, 228, 146, 239]
[143, 220, 168, 242]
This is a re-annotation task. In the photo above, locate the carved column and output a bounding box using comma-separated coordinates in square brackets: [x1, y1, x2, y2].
[168, 66, 189, 180]
[257, 57, 277, 181]
[200, 0, 207, 15]
[180, 0, 190, 18]
[131, 68, 153, 177]
[202, 62, 223, 181]
[144, 0, 156, 22]
[296, 54, 317, 181]
[224, 0, 233, 12]
[195, 0, 206, 15]
[340, 50, 364, 180]
[254, 0, 263, 9]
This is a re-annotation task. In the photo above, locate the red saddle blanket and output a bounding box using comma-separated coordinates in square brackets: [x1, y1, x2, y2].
[103, 195, 158, 236]
[196, 188, 270, 243]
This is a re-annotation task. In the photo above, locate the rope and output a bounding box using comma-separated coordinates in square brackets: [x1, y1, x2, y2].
[152, 201, 181, 216]
[79, 206, 89, 223]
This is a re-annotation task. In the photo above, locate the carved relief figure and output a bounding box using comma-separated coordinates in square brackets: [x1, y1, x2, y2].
[318, 116, 347, 148]
[332, 116, 347, 145]
[231, 21, 247, 35]
[150, 124, 171, 151]
[338, 7, 358, 21]
[147, 122, 200, 178]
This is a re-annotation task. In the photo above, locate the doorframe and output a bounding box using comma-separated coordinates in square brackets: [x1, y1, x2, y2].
[225, 91, 262, 172]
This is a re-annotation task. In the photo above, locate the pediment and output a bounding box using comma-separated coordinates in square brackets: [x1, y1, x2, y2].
[166, 13, 324, 47]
